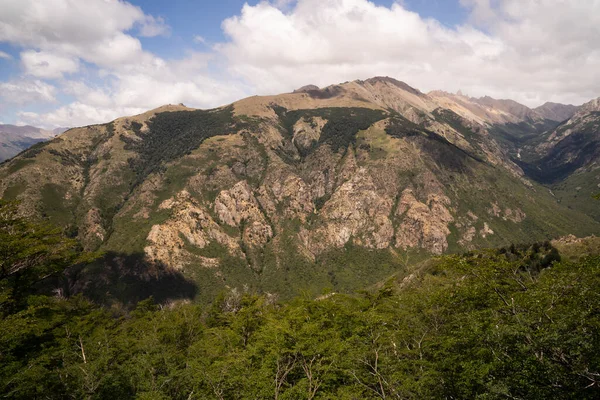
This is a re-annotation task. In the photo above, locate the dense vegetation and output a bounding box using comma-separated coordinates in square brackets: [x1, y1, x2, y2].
[273, 106, 388, 154]
[385, 115, 484, 172]
[121, 106, 251, 186]
[1, 200, 600, 399]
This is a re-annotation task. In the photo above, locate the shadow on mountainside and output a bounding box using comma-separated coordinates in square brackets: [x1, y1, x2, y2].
[61, 252, 198, 308]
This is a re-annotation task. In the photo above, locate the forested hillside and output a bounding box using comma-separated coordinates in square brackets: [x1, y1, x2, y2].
[1, 200, 599, 399]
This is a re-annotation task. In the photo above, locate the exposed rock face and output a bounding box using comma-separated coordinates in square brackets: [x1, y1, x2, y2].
[214, 181, 273, 247]
[480, 223, 495, 238]
[81, 208, 107, 249]
[145, 191, 241, 269]
[503, 208, 526, 223]
[292, 116, 326, 152]
[395, 189, 454, 255]
[488, 203, 526, 223]
[539, 98, 600, 151]
[302, 168, 394, 254]
[460, 227, 477, 246]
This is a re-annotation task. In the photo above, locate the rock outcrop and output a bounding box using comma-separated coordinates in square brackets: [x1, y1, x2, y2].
[394, 189, 454, 255]
[214, 181, 273, 247]
[145, 191, 241, 269]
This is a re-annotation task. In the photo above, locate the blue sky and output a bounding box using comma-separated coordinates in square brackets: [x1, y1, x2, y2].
[0, 0, 598, 128]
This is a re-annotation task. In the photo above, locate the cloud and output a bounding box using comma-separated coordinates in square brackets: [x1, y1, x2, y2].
[17, 103, 144, 129]
[138, 15, 170, 37]
[0, 50, 11, 59]
[219, 0, 600, 106]
[0, 0, 164, 71]
[0, 79, 57, 104]
[4, 0, 600, 129]
[271, 0, 298, 11]
[218, 1, 499, 95]
[15, 49, 248, 128]
[21, 50, 79, 78]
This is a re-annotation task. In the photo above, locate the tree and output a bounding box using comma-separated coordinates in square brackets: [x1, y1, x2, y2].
[0, 200, 94, 314]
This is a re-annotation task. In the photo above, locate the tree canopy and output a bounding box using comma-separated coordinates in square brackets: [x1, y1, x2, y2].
[1, 200, 599, 398]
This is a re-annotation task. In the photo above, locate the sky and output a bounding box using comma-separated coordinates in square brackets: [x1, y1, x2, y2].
[0, 0, 599, 128]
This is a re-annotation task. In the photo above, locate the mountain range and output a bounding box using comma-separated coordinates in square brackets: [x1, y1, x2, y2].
[1, 76, 598, 303]
[0, 124, 67, 162]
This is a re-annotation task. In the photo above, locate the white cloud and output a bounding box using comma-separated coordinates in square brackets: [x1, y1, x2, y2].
[138, 15, 170, 37]
[62, 81, 113, 108]
[3, 0, 600, 128]
[219, 0, 600, 106]
[0, 79, 57, 104]
[0, 50, 11, 59]
[15, 49, 248, 127]
[271, 0, 297, 11]
[17, 102, 145, 128]
[21, 50, 79, 78]
[0, 0, 163, 71]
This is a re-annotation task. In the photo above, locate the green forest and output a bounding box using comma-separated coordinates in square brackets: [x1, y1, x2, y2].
[1, 199, 599, 399]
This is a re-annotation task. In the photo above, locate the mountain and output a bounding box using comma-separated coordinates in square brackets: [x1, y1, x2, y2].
[0, 77, 598, 302]
[534, 101, 580, 122]
[0, 124, 67, 162]
[516, 97, 600, 221]
[428, 91, 540, 125]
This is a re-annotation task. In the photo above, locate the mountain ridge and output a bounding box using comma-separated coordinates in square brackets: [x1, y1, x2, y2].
[534, 101, 580, 122]
[0, 124, 67, 162]
[0, 76, 598, 302]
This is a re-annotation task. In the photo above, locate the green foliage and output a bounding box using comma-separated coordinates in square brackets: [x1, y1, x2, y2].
[1, 181, 27, 200]
[2, 234, 599, 399]
[273, 106, 388, 154]
[432, 107, 479, 140]
[547, 168, 600, 223]
[120, 106, 251, 186]
[39, 183, 73, 226]
[0, 200, 95, 314]
[512, 112, 600, 184]
[20, 139, 54, 159]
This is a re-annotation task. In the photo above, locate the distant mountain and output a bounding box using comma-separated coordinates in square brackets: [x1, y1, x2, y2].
[428, 91, 543, 125]
[0, 124, 67, 162]
[515, 97, 600, 221]
[534, 102, 580, 122]
[1, 76, 597, 303]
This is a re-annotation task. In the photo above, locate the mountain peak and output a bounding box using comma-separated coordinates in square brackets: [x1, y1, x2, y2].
[534, 102, 580, 122]
[361, 76, 423, 96]
[293, 84, 320, 93]
[579, 97, 600, 113]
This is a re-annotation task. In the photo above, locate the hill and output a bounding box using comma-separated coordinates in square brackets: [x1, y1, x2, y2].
[0, 78, 598, 303]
